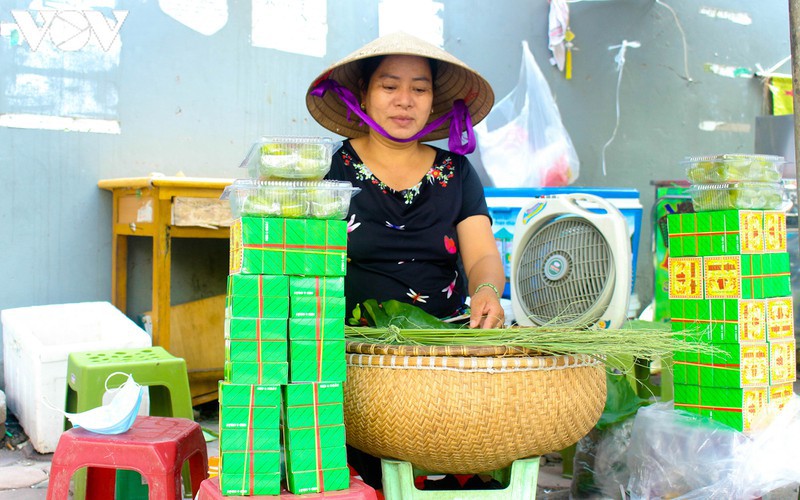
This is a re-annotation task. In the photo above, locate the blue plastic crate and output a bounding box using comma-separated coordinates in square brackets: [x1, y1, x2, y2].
[484, 187, 643, 298]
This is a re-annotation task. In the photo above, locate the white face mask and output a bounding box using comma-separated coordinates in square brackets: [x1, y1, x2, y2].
[62, 372, 145, 434]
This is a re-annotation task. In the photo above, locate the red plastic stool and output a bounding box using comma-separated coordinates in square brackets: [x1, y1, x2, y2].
[196, 475, 378, 499]
[47, 416, 208, 500]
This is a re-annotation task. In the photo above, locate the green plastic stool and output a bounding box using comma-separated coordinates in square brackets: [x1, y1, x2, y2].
[64, 346, 194, 500]
[380, 457, 540, 499]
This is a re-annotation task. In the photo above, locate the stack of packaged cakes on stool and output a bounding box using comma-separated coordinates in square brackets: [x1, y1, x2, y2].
[219, 136, 359, 495]
[668, 154, 796, 434]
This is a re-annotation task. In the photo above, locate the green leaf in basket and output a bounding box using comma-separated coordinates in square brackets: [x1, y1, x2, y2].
[348, 299, 458, 329]
[596, 368, 650, 430]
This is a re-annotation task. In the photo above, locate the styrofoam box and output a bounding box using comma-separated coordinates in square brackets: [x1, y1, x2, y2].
[1, 301, 151, 453]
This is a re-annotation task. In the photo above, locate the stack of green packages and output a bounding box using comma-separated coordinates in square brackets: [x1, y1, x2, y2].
[668, 154, 795, 433]
[218, 137, 357, 496]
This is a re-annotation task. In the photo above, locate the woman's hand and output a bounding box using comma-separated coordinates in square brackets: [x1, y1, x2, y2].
[469, 285, 505, 329]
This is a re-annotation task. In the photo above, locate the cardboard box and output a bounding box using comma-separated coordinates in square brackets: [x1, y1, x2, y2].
[219, 427, 280, 452]
[218, 382, 281, 407]
[219, 404, 280, 430]
[224, 317, 287, 341]
[283, 382, 344, 407]
[225, 339, 287, 364]
[289, 318, 345, 341]
[229, 217, 347, 276]
[227, 274, 289, 298]
[290, 296, 346, 320]
[290, 276, 345, 297]
[219, 472, 281, 496]
[283, 403, 344, 429]
[225, 294, 289, 319]
[769, 338, 796, 385]
[224, 361, 288, 385]
[285, 467, 350, 495]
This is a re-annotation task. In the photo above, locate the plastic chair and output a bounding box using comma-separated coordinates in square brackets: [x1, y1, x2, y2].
[380, 457, 540, 499]
[64, 346, 194, 499]
[47, 416, 208, 500]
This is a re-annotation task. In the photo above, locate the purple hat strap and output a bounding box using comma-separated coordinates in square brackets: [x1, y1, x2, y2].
[310, 78, 476, 155]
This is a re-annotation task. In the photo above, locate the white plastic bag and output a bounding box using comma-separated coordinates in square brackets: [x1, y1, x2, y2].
[475, 40, 579, 187]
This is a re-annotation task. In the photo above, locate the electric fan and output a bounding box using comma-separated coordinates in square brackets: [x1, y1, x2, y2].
[510, 193, 631, 329]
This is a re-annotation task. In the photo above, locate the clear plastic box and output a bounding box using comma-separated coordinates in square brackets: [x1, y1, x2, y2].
[683, 154, 784, 184]
[689, 181, 785, 211]
[240, 136, 341, 180]
[222, 179, 360, 220]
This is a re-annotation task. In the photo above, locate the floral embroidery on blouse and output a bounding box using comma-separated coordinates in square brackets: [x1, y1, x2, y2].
[342, 151, 456, 204]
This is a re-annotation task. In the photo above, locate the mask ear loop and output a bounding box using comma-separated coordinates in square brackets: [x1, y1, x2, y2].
[104, 371, 136, 392]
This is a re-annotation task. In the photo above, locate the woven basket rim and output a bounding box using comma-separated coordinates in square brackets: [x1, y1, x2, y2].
[346, 340, 541, 357]
[346, 352, 601, 372]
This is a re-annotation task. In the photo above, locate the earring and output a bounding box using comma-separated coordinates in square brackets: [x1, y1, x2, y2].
[360, 103, 366, 110]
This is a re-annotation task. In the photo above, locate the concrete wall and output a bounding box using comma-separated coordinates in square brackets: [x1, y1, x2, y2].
[0, 0, 790, 387]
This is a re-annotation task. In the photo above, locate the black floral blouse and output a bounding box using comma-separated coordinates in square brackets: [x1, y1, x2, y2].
[325, 140, 491, 319]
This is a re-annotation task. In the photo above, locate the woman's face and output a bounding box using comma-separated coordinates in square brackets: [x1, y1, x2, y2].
[363, 55, 434, 141]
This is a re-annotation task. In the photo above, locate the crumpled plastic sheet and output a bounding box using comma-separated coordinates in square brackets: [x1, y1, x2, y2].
[626, 396, 800, 499]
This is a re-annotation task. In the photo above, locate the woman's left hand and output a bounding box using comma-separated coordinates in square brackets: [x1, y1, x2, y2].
[469, 287, 505, 329]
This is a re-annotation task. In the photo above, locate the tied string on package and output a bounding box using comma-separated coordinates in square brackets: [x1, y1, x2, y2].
[310, 78, 476, 155]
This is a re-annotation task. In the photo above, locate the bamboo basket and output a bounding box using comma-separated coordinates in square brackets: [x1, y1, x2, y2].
[344, 341, 607, 474]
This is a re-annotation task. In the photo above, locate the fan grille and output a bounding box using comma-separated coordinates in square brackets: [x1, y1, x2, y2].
[515, 216, 613, 326]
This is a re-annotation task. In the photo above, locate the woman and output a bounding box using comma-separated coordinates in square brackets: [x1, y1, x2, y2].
[307, 32, 505, 330]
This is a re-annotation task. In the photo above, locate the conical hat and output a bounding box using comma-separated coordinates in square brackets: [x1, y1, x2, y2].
[306, 31, 494, 142]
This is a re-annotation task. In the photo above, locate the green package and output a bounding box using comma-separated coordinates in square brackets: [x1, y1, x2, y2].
[283, 403, 344, 429]
[283, 382, 344, 407]
[226, 294, 289, 319]
[290, 296, 346, 320]
[289, 318, 345, 341]
[218, 382, 281, 407]
[290, 276, 345, 297]
[219, 427, 280, 452]
[219, 472, 281, 496]
[224, 360, 288, 385]
[219, 404, 280, 430]
[220, 450, 281, 475]
[284, 444, 348, 473]
[225, 317, 287, 340]
[284, 424, 347, 451]
[285, 467, 350, 495]
[227, 274, 289, 298]
[225, 339, 287, 364]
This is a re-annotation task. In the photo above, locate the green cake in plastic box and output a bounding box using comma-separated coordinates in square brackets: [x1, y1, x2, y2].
[225, 317, 288, 340]
[218, 382, 281, 407]
[225, 339, 287, 363]
[286, 467, 350, 495]
[224, 360, 288, 385]
[290, 296, 346, 319]
[289, 318, 345, 341]
[283, 382, 344, 406]
[220, 404, 280, 430]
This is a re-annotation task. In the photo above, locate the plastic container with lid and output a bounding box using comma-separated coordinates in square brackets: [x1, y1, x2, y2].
[222, 179, 360, 219]
[683, 154, 785, 184]
[240, 136, 341, 180]
[688, 181, 785, 211]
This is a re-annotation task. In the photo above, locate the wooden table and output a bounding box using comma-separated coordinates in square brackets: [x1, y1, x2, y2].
[98, 175, 234, 403]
